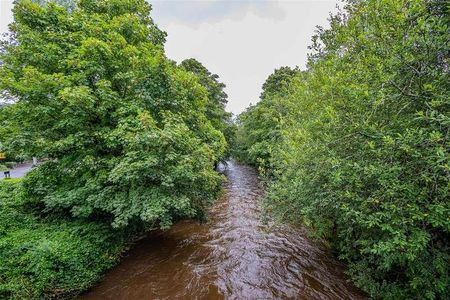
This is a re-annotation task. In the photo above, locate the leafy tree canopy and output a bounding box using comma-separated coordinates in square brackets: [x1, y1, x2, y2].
[235, 66, 301, 170]
[237, 0, 449, 298]
[0, 0, 227, 228]
[180, 58, 235, 159]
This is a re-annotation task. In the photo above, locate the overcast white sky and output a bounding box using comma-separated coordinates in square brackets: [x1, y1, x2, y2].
[0, 0, 339, 114]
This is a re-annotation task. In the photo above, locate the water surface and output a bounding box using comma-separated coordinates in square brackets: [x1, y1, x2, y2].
[81, 162, 365, 299]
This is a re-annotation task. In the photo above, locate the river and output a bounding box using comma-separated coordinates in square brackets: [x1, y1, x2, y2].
[80, 162, 365, 299]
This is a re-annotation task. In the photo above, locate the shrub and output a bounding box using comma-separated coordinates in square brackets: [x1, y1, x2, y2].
[4, 162, 15, 169]
[0, 180, 131, 299]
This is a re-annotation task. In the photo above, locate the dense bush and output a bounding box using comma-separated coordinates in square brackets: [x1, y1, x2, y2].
[0, 0, 229, 229]
[0, 179, 131, 299]
[237, 0, 449, 298]
[4, 162, 15, 169]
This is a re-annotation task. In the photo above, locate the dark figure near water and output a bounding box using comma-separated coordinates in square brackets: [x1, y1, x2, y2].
[4, 171, 10, 179]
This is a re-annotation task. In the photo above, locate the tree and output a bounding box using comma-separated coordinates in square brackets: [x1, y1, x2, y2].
[0, 0, 226, 229]
[180, 58, 235, 160]
[235, 66, 301, 170]
[260, 66, 300, 100]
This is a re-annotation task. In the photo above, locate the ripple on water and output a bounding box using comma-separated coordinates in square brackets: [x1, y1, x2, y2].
[80, 162, 366, 300]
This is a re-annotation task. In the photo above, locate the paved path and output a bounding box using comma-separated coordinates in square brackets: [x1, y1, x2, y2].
[1, 163, 33, 180]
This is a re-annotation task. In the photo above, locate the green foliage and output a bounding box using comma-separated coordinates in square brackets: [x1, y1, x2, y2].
[180, 58, 235, 160]
[0, 105, 28, 162]
[0, 180, 131, 299]
[237, 0, 450, 298]
[234, 66, 301, 170]
[0, 2, 233, 298]
[0, 0, 227, 228]
[4, 162, 15, 169]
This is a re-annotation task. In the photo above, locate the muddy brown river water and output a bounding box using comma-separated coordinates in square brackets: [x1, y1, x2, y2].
[80, 162, 365, 300]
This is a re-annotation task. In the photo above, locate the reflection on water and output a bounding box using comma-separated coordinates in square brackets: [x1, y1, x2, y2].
[80, 162, 365, 300]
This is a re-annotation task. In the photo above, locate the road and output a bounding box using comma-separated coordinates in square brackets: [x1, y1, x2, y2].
[1, 163, 33, 180]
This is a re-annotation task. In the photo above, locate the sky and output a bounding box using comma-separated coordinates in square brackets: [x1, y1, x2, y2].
[0, 0, 340, 114]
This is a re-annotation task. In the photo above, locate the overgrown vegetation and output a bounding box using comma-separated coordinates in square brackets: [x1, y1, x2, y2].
[0, 179, 131, 299]
[0, 0, 233, 298]
[237, 0, 449, 298]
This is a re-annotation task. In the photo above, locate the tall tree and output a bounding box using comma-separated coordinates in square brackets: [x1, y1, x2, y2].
[180, 58, 235, 159]
[0, 0, 226, 228]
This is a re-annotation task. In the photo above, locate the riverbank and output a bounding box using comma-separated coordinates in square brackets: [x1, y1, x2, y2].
[1, 163, 365, 299]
